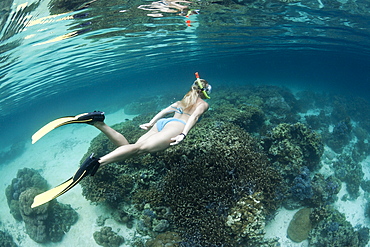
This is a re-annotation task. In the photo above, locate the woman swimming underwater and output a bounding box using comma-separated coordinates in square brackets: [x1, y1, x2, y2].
[31, 72, 211, 208]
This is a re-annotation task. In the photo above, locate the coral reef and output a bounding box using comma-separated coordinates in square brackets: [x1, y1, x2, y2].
[139, 121, 282, 246]
[333, 154, 364, 199]
[287, 208, 312, 243]
[309, 174, 341, 207]
[325, 117, 352, 153]
[77, 84, 370, 246]
[0, 230, 18, 247]
[18, 188, 50, 243]
[145, 231, 181, 247]
[5, 168, 48, 221]
[5, 168, 78, 243]
[136, 204, 171, 236]
[290, 167, 313, 202]
[284, 171, 341, 210]
[226, 193, 267, 244]
[263, 123, 324, 174]
[211, 102, 265, 133]
[93, 226, 124, 247]
[309, 206, 369, 247]
[81, 117, 283, 246]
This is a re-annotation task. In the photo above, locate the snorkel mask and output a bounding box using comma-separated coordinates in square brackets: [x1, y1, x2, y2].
[194, 72, 211, 99]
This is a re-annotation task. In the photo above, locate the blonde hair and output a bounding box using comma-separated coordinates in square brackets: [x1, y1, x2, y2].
[179, 79, 208, 109]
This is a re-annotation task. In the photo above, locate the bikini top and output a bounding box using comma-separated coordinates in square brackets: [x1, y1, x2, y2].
[170, 106, 191, 116]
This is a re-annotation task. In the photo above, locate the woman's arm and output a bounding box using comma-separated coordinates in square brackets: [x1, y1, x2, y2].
[170, 102, 209, 145]
[139, 103, 177, 130]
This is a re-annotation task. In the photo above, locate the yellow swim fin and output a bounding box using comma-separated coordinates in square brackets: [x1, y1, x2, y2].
[32, 111, 105, 144]
[31, 154, 101, 208]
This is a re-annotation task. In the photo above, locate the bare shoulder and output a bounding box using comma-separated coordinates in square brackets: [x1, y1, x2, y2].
[197, 100, 209, 112]
[170, 101, 180, 108]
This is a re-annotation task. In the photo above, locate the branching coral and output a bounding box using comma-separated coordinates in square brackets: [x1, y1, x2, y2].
[226, 193, 267, 244]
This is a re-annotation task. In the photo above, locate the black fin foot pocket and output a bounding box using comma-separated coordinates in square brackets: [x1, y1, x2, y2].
[73, 153, 101, 181]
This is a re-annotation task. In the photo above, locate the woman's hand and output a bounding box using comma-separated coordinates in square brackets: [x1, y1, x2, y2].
[140, 123, 153, 130]
[170, 133, 186, 145]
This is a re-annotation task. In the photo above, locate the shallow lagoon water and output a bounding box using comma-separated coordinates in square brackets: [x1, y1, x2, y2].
[1, 0, 370, 246]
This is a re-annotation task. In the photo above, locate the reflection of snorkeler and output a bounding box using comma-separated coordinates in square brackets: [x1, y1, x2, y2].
[31, 72, 212, 208]
[138, 0, 195, 17]
[181, 8, 199, 17]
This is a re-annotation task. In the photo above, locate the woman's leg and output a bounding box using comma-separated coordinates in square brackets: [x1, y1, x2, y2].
[98, 121, 184, 166]
[93, 122, 129, 146]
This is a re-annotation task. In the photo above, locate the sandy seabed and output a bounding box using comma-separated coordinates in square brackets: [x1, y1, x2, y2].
[0, 109, 138, 247]
[1, 109, 370, 246]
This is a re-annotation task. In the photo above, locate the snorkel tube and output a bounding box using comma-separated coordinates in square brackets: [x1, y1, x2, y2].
[195, 72, 211, 99]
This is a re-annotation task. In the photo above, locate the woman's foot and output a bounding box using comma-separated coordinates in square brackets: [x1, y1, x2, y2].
[77, 111, 105, 125]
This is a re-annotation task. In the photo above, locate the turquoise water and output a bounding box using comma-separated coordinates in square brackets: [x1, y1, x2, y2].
[1, 0, 370, 246]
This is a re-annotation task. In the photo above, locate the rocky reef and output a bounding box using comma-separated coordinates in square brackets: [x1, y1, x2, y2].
[5, 168, 78, 243]
[93, 226, 124, 247]
[81, 115, 283, 245]
[5, 168, 49, 221]
[0, 229, 18, 247]
[333, 154, 364, 199]
[77, 85, 370, 246]
[263, 122, 324, 173]
[309, 206, 369, 247]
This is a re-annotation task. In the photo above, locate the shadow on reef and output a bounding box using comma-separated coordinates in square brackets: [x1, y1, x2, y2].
[77, 85, 370, 246]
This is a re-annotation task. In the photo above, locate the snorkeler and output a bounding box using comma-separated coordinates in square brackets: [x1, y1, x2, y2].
[31, 72, 211, 208]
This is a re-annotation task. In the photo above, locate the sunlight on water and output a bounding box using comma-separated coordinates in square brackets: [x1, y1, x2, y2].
[0, 0, 370, 117]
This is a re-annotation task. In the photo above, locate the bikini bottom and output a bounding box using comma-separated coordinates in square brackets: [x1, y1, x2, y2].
[156, 118, 186, 132]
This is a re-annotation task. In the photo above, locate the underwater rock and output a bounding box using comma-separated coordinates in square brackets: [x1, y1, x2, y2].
[7, 168, 78, 243]
[19, 188, 50, 243]
[48, 0, 91, 14]
[93, 226, 124, 247]
[5, 168, 48, 221]
[287, 208, 312, 243]
[152, 219, 169, 233]
[0, 230, 18, 247]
